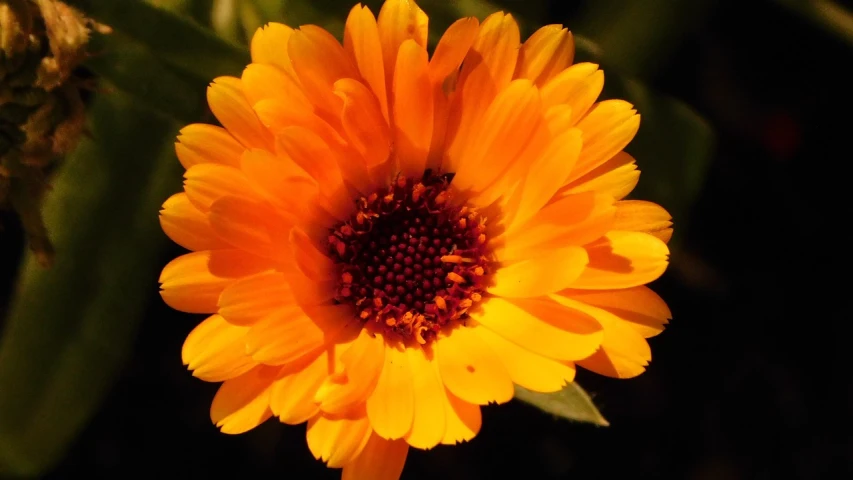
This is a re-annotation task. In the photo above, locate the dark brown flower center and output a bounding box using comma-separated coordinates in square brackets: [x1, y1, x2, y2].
[328, 171, 488, 345]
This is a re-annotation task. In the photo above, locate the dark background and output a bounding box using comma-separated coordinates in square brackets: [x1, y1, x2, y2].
[2, 0, 850, 478]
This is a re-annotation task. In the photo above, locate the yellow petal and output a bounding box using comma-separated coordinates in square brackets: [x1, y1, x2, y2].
[159, 250, 268, 314]
[210, 365, 278, 434]
[175, 124, 243, 169]
[561, 151, 639, 200]
[208, 195, 290, 260]
[159, 193, 228, 251]
[182, 314, 256, 382]
[377, 0, 428, 103]
[503, 128, 583, 231]
[540, 62, 604, 125]
[393, 39, 433, 178]
[269, 351, 328, 424]
[472, 296, 603, 362]
[341, 434, 408, 480]
[429, 17, 479, 83]
[206, 77, 273, 149]
[452, 79, 541, 196]
[569, 100, 640, 181]
[366, 345, 414, 440]
[241, 62, 309, 110]
[488, 246, 590, 298]
[245, 305, 354, 365]
[307, 413, 373, 468]
[474, 323, 576, 392]
[288, 25, 356, 117]
[436, 325, 513, 405]
[334, 78, 391, 170]
[404, 346, 445, 449]
[559, 286, 671, 338]
[554, 296, 652, 379]
[515, 25, 574, 87]
[612, 200, 673, 244]
[316, 329, 385, 415]
[183, 163, 258, 213]
[250, 22, 297, 79]
[571, 231, 670, 289]
[344, 4, 388, 120]
[444, 12, 521, 173]
[496, 192, 615, 263]
[439, 387, 481, 445]
[217, 270, 293, 325]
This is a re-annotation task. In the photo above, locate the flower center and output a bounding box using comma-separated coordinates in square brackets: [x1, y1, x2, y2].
[328, 171, 488, 345]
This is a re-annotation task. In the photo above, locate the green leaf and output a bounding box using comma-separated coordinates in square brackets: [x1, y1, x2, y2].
[773, 0, 853, 50]
[85, 31, 209, 123]
[0, 89, 181, 476]
[514, 383, 610, 426]
[575, 36, 715, 243]
[69, 0, 250, 79]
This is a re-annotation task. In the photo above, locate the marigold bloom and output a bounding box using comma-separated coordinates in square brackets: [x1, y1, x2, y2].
[159, 1, 673, 478]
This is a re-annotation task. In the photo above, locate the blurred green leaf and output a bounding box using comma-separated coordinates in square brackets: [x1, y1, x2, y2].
[0, 89, 181, 476]
[85, 31, 209, 123]
[69, 0, 249, 79]
[514, 383, 610, 426]
[774, 0, 853, 49]
[575, 36, 714, 244]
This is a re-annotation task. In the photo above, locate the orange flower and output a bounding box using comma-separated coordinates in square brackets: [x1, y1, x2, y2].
[159, 0, 673, 478]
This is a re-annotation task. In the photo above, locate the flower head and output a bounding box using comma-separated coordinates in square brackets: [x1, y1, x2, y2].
[159, 0, 673, 478]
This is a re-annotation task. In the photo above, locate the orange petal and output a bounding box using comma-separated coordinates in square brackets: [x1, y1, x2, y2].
[366, 345, 414, 440]
[472, 296, 603, 362]
[207, 77, 273, 149]
[377, 0, 428, 103]
[334, 78, 391, 170]
[488, 246, 590, 298]
[210, 365, 278, 434]
[612, 200, 673, 244]
[208, 195, 290, 260]
[159, 193, 229, 251]
[217, 270, 293, 325]
[290, 227, 336, 280]
[561, 151, 639, 200]
[288, 25, 356, 118]
[183, 163, 258, 213]
[569, 100, 640, 181]
[316, 329, 385, 415]
[250, 22, 298, 79]
[474, 323, 576, 392]
[497, 192, 615, 263]
[269, 351, 328, 424]
[540, 62, 604, 125]
[240, 148, 322, 222]
[436, 325, 514, 405]
[245, 305, 354, 365]
[439, 387, 481, 445]
[515, 25, 574, 87]
[503, 128, 583, 231]
[444, 12, 521, 173]
[175, 124, 243, 169]
[241, 63, 310, 109]
[182, 314, 256, 382]
[571, 231, 670, 290]
[559, 286, 671, 338]
[159, 249, 268, 314]
[404, 346, 445, 449]
[307, 413, 373, 468]
[452, 79, 541, 197]
[344, 4, 388, 120]
[393, 39, 433, 178]
[554, 296, 652, 379]
[429, 17, 479, 83]
[341, 434, 408, 480]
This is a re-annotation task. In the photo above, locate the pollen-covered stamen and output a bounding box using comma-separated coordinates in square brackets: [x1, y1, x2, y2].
[329, 171, 489, 345]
